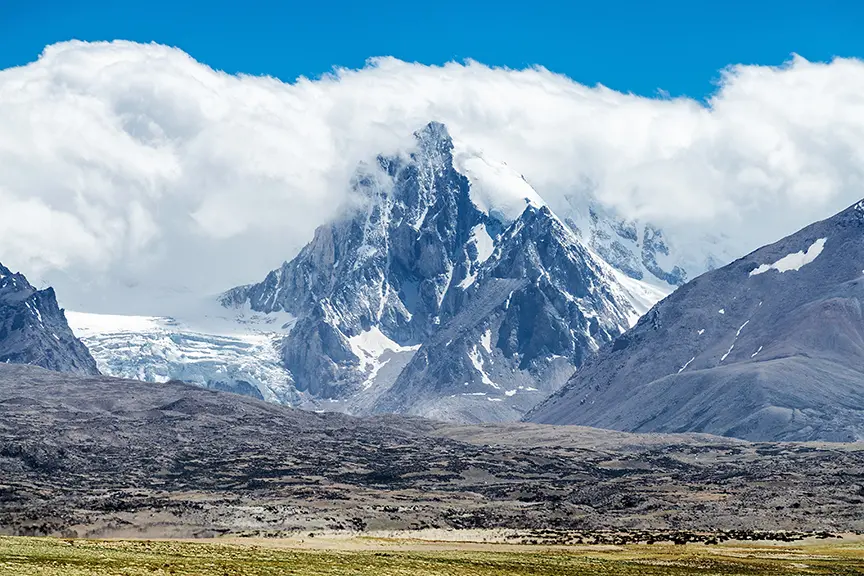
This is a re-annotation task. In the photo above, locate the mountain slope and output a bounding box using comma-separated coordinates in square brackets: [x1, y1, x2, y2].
[0, 262, 98, 375]
[222, 122, 662, 421]
[526, 200, 864, 441]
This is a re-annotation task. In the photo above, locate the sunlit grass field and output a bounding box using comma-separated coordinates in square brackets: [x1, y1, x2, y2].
[1, 535, 863, 575]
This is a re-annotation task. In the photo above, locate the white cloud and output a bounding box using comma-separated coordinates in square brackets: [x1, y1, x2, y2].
[1, 41, 864, 312]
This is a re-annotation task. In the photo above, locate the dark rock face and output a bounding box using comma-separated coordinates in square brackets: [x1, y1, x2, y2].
[224, 122, 489, 399]
[527, 200, 864, 442]
[374, 205, 637, 422]
[0, 263, 99, 375]
[223, 123, 642, 420]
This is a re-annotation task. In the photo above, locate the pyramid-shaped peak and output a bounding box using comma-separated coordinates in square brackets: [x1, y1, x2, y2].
[414, 121, 453, 153]
[415, 120, 451, 140]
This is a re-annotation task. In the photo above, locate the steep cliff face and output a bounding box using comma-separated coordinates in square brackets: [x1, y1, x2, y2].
[373, 204, 641, 422]
[0, 262, 99, 375]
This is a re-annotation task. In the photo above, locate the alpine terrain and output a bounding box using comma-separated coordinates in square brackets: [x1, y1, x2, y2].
[221, 122, 681, 421]
[527, 199, 864, 442]
[0, 262, 99, 375]
[58, 121, 719, 423]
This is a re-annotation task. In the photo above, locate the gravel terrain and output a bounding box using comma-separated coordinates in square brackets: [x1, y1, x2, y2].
[1, 364, 862, 538]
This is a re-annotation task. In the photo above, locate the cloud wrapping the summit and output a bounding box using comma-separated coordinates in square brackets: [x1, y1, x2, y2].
[1, 40, 863, 311]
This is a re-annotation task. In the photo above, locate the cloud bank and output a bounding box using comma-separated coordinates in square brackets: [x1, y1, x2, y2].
[2, 40, 863, 312]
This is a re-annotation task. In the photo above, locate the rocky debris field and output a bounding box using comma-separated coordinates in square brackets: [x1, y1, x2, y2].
[1, 364, 863, 539]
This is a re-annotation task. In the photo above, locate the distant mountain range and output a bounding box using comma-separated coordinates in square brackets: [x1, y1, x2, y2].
[53, 122, 719, 423]
[527, 200, 864, 441]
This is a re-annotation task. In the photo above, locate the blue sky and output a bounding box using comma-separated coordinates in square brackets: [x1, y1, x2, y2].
[0, 0, 860, 99]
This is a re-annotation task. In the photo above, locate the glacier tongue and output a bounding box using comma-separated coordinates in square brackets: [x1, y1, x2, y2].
[66, 306, 302, 404]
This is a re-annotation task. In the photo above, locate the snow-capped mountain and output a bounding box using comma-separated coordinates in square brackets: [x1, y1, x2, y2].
[221, 122, 674, 421]
[61, 121, 716, 421]
[526, 199, 864, 441]
[223, 122, 497, 399]
[0, 262, 99, 375]
[373, 203, 647, 421]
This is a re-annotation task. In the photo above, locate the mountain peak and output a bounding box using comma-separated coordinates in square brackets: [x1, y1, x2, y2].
[211, 123, 669, 421]
[415, 120, 452, 145]
[0, 261, 99, 375]
[412, 121, 455, 169]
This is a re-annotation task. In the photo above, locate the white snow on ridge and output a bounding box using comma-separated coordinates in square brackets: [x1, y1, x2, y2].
[451, 139, 545, 222]
[750, 238, 827, 276]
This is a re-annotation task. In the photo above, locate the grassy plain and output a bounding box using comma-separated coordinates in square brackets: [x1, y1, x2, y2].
[1, 534, 863, 575]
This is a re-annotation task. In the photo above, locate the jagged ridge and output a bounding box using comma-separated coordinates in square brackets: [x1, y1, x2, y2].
[0, 262, 99, 375]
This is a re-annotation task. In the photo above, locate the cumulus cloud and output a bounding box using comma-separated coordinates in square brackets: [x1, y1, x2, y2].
[1, 41, 863, 312]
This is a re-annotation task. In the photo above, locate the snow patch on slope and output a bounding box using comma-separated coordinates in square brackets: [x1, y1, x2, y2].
[469, 223, 495, 264]
[459, 224, 496, 289]
[348, 327, 421, 389]
[750, 238, 827, 276]
[480, 329, 492, 354]
[607, 267, 672, 320]
[468, 345, 498, 389]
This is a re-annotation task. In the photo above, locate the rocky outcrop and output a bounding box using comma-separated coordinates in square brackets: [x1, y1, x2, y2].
[0, 262, 98, 375]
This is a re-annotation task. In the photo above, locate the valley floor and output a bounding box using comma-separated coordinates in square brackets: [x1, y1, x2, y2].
[1, 533, 863, 575]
